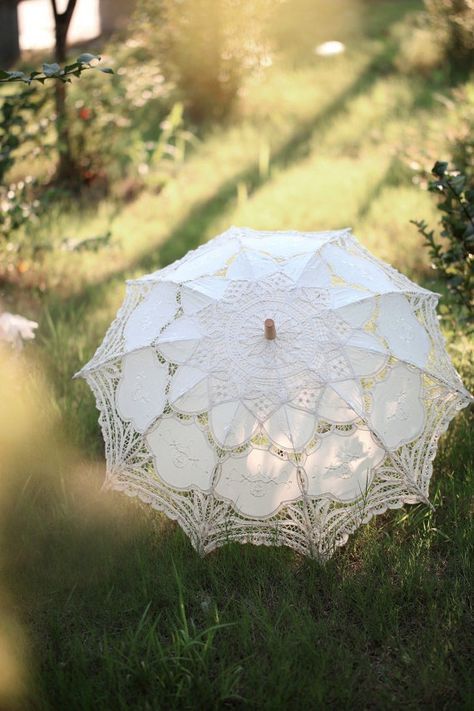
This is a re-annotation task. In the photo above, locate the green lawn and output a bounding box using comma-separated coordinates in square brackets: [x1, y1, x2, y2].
[1, 1, 473, 708]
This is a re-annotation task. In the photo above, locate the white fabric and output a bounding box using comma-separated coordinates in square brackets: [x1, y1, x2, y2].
[304, 429, 385, 501]
[369, 364, 426, 449]
[123, 282, 177, 350]
[116, 348, 168, 433]
[0, 312, 38, 350]
[217, 449, 300, 517]
[78, 226, 472, 560]
[146, 417, 217, 491]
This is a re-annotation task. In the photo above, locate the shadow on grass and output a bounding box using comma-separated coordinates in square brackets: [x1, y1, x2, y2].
[59, 58, 455, 328]
[2, 333, 471, 707]
[56, 48, 395, 320]
[3, 406, 471, 709]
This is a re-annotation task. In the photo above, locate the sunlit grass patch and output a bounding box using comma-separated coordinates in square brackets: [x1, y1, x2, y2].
[1, 0, 472, 707]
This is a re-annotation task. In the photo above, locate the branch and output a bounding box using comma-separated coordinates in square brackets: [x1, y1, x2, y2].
[63, 0, 78, 29]
[445, 176, 474, 231]
[50, 0, 77, 20]
[50, 0, 77, 31]
[0, 55, 113, 84]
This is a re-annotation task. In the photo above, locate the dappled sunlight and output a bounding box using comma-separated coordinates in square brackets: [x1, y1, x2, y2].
[0, 353, 49, 705]
[45, 50, 376, 295]
[269, 0, 363, 62]
[0, 352, 164, 703]
[39, 47, 457, 299]
[314, 41, 346, 57]
[0, 600, 28, 710]
[1, 0, 473, 705]
[226, 152, 391, 226]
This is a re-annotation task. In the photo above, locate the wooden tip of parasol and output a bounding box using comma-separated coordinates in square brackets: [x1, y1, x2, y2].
[264, 318, 276, 340]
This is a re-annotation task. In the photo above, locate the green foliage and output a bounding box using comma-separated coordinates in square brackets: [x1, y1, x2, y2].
[424, 0, 474, 74]
[395, 0, 474, 77]
[0, 86, 49, 184]
[0, 57, 113, 279]
[0, 54, 113, 85]
[0, 44, 194, 281]
[68, 70, 193, 186]
[1, 3, 473, 707]
[141, 572, 243, 707]
[412, 160, 474, 327]
[0, 85, 58, 271]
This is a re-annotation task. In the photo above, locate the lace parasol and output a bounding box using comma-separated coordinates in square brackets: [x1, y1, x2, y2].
[76, 227, 472, 559]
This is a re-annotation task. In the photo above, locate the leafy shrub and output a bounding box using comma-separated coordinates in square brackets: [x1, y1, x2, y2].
[134, 0, 275, 122]
[0, 57, 112, 280]
[68, 55, 193, 189]
[394, 0, 474, 77]
[0, 50, 193, 282]
[0, 86, 51, 243]
[412, 160, 474, 329]
[425, 0, 474, 74]
[394, 23, 445, 76]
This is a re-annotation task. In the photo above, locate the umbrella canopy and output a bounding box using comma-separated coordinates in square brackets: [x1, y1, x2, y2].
[77, 227, 472, 559]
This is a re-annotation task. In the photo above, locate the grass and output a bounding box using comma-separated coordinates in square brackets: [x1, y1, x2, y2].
[1, 0, 473, 708]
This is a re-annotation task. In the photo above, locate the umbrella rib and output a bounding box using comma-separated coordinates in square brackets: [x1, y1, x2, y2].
[343, 342, 472, 399]
[317, 240, 437, 301]
[76, 336, 203, 378]
[75, 344, 157, 377]
[320, 376, 465, 507]
[270, 353, 321, 551]
[330, 288, 440, 309]
[128, 228, 353, 286]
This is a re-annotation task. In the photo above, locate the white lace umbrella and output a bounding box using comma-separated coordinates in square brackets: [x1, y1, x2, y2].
[77, 227, 472, 559]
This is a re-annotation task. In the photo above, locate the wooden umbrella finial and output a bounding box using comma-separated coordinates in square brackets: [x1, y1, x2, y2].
[264, 318, 276, 340]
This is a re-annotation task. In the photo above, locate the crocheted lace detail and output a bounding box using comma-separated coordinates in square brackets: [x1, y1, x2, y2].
[79, 227, 472, 559]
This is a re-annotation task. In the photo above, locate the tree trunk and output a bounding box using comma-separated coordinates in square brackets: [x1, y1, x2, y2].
[0, 0, 20, 67]
[99, 0, 137, 35]
[51, 0, 78, 183]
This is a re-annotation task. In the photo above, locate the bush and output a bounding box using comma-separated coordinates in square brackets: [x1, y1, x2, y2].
[425, 0, 474, 74]
[412, 160, 474, 329]
[134, 0, 275, 122]
[0, 58, 115, 281]
[68, 53, 192, 189]
[394, 23, 445, 76]
[0, 52, 193, 282]
[393, 0, 474, 77]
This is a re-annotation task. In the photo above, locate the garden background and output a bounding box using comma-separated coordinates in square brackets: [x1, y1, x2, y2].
[0, 0, 473, 708]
